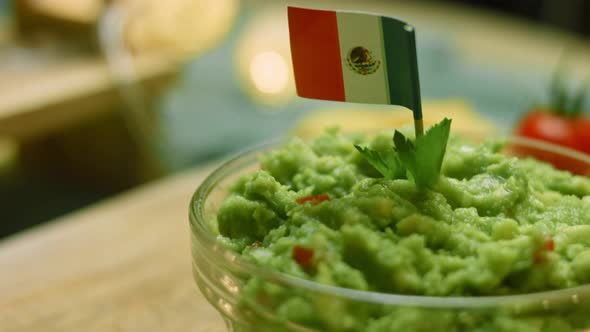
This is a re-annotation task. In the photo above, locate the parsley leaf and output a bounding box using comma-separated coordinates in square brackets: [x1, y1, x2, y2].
[394, 118, 452, 190]
[354, 145, 405, 179]
[353, 118, 452, 189]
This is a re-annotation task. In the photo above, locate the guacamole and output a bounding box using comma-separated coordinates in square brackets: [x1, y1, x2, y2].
[212, 129, 590, 331]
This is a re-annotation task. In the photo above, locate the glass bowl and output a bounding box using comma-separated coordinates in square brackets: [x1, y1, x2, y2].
[189, 135, 590, 332]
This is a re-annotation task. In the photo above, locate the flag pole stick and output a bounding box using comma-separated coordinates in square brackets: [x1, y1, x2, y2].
[405, 24, 424, 137]
[414, 118, 424, 137]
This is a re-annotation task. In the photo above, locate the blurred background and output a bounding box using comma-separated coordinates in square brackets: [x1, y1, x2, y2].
[0, 0, 588, 238]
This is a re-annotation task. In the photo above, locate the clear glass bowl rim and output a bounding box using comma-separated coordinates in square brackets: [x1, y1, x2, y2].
[189, 134, 590, 309]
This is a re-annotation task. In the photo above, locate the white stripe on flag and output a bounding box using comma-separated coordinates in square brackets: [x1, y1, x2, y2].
[336, 12, 390, 104]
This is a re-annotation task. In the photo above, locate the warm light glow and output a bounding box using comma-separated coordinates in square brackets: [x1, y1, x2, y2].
[249, 51, 290, 95]
[235, 6, 295, 106]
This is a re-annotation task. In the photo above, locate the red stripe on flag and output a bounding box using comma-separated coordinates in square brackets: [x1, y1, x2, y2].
[288, 7, 345, 101]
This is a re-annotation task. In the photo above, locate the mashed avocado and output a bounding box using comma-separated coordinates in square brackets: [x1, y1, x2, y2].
[213, 129, 590, 331]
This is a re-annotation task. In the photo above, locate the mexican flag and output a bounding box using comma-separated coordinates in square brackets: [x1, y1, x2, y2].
[287, 6, 422, 119]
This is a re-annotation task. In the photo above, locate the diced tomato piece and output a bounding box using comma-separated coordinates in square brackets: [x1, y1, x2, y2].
[544, 238, 555, 251]
[533, 251, 546, 265]
[292, 245, 314, 270]
[533, 238, 555, 264]
[296, 194, 330, 205]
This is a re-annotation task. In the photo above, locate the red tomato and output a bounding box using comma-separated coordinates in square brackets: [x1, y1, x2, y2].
[544, 238, 555, 251]
[296, 194, 330, 205]
[533, 238, 555, 265]
[292, 245, 314, 270]
[515, 110, 590, 175]
[573, 118, 590, 155]
[515, 111, 578, 149]
[533, 251, 546, 265]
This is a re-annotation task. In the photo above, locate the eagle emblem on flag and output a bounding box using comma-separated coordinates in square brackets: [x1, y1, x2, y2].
[346, 46, 381, 75]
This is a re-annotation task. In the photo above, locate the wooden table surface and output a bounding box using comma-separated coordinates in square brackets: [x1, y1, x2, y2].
[0, 165, 226, 331]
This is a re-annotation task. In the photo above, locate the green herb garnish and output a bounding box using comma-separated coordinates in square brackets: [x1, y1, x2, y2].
[355, 118, 452, 190]
[354, 145, 405, 180]
[394, 118, 452, 189]
[549, 65, 589, 117]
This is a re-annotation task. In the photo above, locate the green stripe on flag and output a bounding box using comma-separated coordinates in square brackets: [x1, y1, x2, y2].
[377, 18, 391, 104]
[381, 17, 422, 119]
